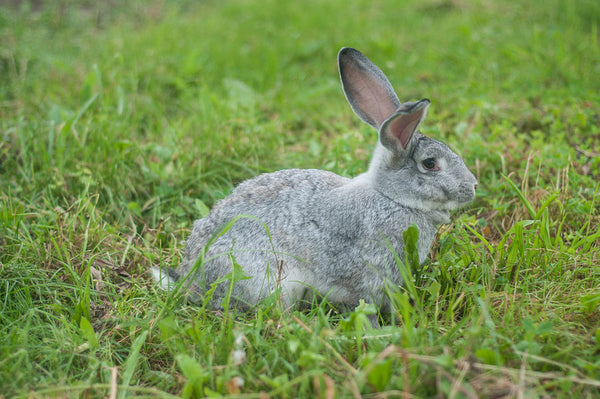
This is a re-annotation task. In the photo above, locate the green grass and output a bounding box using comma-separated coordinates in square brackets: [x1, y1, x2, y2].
[1, 0, 600, 397]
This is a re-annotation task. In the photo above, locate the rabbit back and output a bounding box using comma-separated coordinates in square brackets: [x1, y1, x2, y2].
[175, 168, 439, 311]
[177, 169, 349, 309]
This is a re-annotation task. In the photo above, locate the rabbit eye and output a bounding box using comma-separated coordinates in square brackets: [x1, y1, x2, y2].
[422, 158, 438, 171]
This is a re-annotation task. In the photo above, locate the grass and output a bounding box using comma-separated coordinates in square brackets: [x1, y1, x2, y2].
[1, 0, 599, 397]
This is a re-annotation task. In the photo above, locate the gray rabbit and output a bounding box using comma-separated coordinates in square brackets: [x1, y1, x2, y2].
[153, 47, 477, 326]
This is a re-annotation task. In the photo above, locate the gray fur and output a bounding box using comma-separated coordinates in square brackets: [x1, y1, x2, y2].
[152, 47, 477, 324]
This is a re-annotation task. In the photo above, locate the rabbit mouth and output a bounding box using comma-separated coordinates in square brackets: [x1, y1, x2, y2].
[440, 194, 476, 211]
[440, 200, 463, 211]
[439, 184, 476, 210]
[426, 191, 474, 211]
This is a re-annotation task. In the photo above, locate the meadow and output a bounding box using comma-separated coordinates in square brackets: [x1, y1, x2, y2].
[1, 0, 600, 397]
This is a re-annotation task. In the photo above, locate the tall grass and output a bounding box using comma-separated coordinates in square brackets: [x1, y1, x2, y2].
[1, 0, 599, 397]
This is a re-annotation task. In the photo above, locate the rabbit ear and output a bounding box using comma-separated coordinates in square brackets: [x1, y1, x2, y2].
[380, 99, 430, 150]
[338, 47, 401, 129]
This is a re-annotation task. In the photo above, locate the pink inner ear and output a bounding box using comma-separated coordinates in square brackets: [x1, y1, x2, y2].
[341, 60, 399, 128]
[386, 111, 423, 149]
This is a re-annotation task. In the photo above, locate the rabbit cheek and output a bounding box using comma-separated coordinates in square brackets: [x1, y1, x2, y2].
[436, 191, 452, 207]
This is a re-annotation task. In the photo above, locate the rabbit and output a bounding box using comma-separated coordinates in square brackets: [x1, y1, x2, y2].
[152, 47, 477, 326]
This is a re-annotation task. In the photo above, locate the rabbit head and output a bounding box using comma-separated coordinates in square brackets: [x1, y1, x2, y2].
[338, 47, 477, 218]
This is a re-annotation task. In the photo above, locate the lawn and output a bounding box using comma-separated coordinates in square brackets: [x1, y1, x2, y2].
[1, 0, 600, 397]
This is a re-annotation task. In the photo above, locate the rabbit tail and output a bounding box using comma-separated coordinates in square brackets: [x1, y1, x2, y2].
[151, 267, 180, 291]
